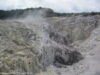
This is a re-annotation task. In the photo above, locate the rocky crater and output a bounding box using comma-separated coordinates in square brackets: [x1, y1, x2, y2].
[0, 13, 100, 75]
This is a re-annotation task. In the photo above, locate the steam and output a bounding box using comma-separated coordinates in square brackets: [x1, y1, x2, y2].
[16, 8, 48, 25]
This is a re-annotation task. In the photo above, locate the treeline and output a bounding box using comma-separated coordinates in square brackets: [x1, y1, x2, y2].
[0, 7, 100, 19]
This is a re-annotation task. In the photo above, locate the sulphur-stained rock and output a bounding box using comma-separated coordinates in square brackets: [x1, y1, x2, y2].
[0, 20, 43, 74]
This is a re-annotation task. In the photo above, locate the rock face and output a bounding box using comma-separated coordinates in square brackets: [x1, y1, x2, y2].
[41, 46, 83, 68]
[54, 50, 83, 66]
[48, 31, 69, 45]
[50, 15, 99, 43]
[0, 14, 100, 75]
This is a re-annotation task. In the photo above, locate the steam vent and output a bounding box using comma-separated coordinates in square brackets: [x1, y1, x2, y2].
[0, 8, 100, 75]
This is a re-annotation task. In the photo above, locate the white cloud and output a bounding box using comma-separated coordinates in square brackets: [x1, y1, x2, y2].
[0, 0, 100, 13]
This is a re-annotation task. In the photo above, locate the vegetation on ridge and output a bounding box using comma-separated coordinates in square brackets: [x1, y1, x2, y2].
[0, 7, 100, 19]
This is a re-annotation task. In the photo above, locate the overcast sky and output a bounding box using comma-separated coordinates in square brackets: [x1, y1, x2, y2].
[0, 0, 100, 13]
